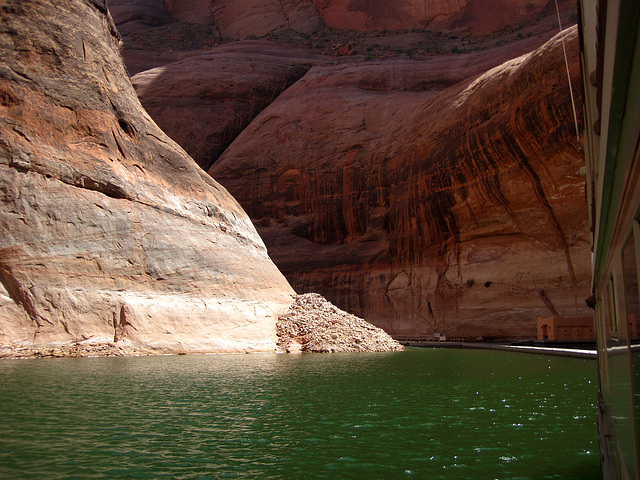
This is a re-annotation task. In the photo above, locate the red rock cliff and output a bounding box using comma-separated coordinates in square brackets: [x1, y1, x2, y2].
[131, 41, 319, 171]
[313, 0, 572, 34]
[209, 27, 590, 339]
[0, 0, 295, 354]
[111, 0, 576, 40]
[166, 0, 324, 38]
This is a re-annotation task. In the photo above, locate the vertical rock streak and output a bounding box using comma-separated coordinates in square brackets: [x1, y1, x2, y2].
[210, 28, 590, 337]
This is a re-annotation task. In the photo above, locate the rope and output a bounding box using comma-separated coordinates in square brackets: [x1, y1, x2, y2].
[555, 0, 582, 148]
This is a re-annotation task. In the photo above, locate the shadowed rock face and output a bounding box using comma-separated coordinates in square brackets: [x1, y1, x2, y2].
[166, 0, 325, 38]
[131, 41, 319, 171]
[107, 0, 170, 35]
[313, 0, 468, 31]
[314, 0, 566, 34]
[111, 0, 575, 40]
[0, 0, 295, 353]
[209, 27, 590, 339]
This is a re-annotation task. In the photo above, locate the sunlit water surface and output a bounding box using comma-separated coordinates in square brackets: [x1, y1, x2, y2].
[0, 348, 600, 479]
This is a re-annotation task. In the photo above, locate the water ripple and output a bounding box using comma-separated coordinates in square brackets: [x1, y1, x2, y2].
[0, 349, 600, 479]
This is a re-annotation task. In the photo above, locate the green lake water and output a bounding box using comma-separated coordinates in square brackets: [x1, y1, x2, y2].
[0, 348, 600, 479]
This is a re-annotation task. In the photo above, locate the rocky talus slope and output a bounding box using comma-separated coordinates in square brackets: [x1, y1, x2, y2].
[210, 27, 590, 339]
[0, 0, 296, 355]
[277, 293, 404, 353]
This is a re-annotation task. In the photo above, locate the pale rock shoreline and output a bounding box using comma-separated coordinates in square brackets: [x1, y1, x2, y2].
[0, 340, 147, 359]
[0, 293, 403, 359]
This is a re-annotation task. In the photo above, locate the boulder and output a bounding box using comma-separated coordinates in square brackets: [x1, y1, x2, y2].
[0, 0, 295, 355]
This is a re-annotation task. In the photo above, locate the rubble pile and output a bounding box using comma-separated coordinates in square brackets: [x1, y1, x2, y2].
[277, 293, 404, 353]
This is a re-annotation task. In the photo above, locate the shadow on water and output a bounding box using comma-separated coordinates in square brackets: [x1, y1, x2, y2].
[0, 348, 601, 479]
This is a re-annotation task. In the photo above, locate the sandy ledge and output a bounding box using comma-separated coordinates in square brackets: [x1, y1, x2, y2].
[0, 341, 153, 360]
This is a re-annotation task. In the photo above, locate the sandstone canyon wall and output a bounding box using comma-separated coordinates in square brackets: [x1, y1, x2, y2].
[209, 28, 590, 339]
[0, 0, 295, 354]
[107, 0, 171, 35]
[110, 0, 576, 41]
[111, 0, 325, 39]
[314, 0, 575, 34]
[131, 42, 319, 171]
[188, 0, 325, 38]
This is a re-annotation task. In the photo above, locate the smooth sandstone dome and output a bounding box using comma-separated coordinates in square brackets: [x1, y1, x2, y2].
[0, 0, 295, 354]
[209, 27, 591, 339]
[130, 41, 319, 171]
